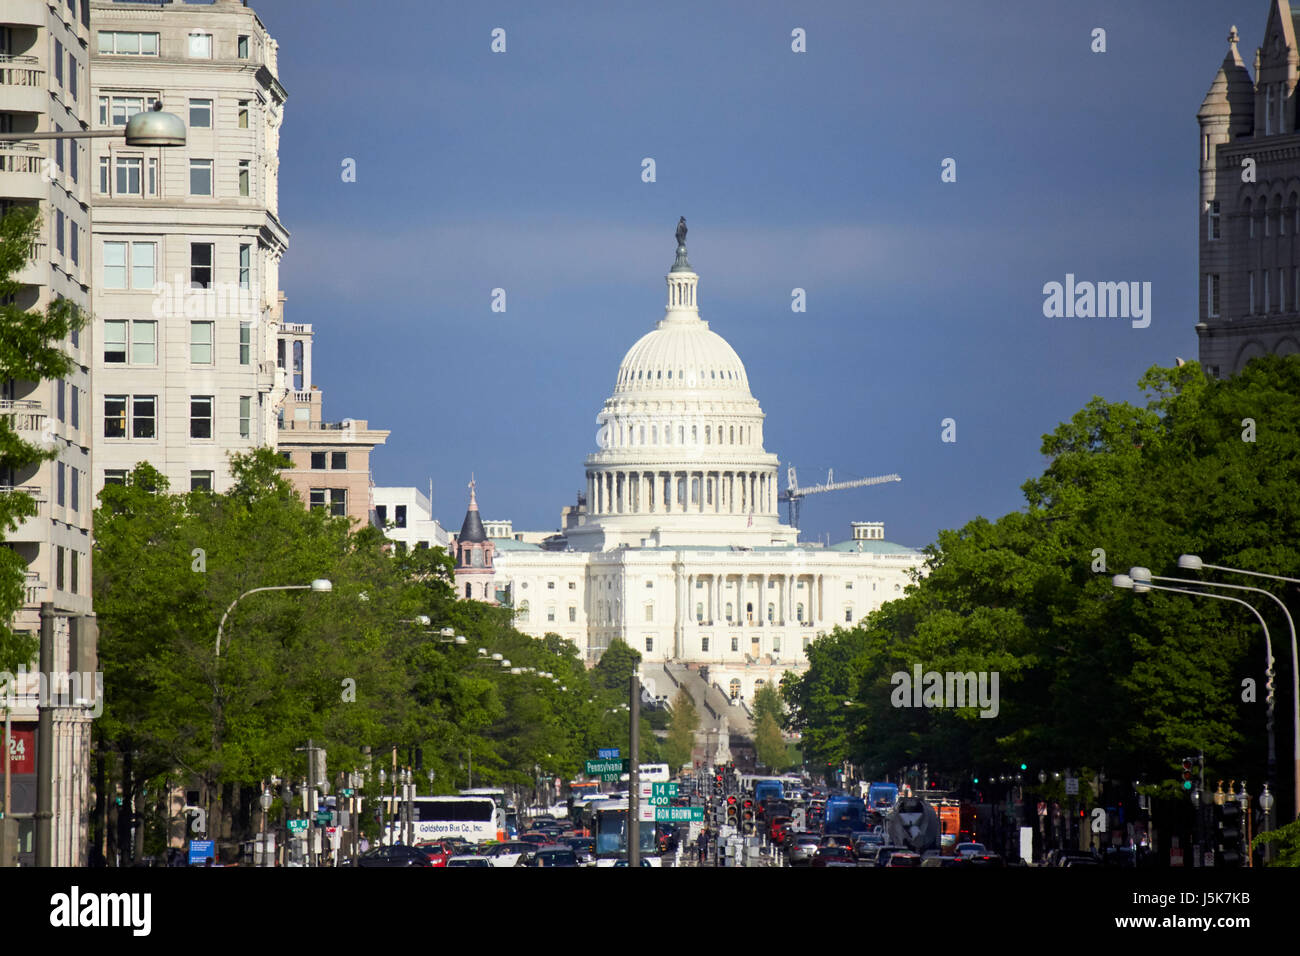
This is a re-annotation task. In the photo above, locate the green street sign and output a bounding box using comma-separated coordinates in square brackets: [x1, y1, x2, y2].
[600, 772, 623, 782]
[341, 788, 355, 797]
[287, 819, 308, 834]
[315, 810, 332, 826]
[651, 783, 679, 797]
[585, 758, 629, 775]
[655, 806, 703, 823]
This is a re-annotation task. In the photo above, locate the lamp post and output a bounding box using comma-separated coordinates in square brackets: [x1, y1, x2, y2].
[209, 580, 331, 856]
[0, 103, 186, 147]
[1178, 555, 1300, 821]
[1114, 573, 1277, 862]
[259, 789, 273, 867]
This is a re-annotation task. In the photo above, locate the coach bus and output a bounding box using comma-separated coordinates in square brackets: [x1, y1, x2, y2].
[618, 763, 670, 784]
[460, 787, 513, 835]
[383, 795, 502, 844]
[589, 796, 660, 866]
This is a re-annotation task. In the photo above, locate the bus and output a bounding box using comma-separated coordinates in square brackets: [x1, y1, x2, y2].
[866, 782, 899, 813]
[824, 794, 866, 836]
[618, 763, 670, 784]
[459, 787, 512, 835]
[383, 795, 502, 844]
[590, 796, 660, 867]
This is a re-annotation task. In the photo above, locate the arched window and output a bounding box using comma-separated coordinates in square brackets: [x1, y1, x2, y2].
[767, 603, 775, 622]
[796, 603, 805, 622]
[729, 679, 741, 700]
[696, 602, 704, 622]
[729, 426, 735, 444]
[705, 425, 711, 444]
[725, 602, 734, 621]
[465, 583, 472, 598]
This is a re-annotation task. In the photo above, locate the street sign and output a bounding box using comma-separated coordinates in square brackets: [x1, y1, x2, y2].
[315, 810, 332, 826]
[340, 788, 354, 797]
[597, 748, 620, 759]
[287, 819, 308, 834]
[599, 772, 622, 782]
[188, 840, 215, 864]
[651, 783, 679, 797]
[656, 806, 703, 823]
[585, 758, 629, 775]
[1065, 776, 1079, 795]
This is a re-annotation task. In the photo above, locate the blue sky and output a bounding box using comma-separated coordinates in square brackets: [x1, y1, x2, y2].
[253, 0, 1263, 549]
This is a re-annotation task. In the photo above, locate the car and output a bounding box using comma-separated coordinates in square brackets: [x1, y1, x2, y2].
[852, 833, 885, 859]
[788, 834, 821, 865]
[518, 832, 551, 846]
[445, 855, 493, 867]
[769, 816, 793, 843]
[954, 842, 987, 860]
[920, 855, 964, 867]
[811, 846, 857, 868]
[527, 847, 581, 867]
[357, 845, 432, 868]
[564, 837, 597, 866]
[1048, 849, 1099, 867]
[483, 841, 534, 867]
[872, 846, 909, 867]
[885, 851, 922, 867]
[1060, 855, 1100, 867]
[613, 858, 654, 867]
[413, 840, 458, 867]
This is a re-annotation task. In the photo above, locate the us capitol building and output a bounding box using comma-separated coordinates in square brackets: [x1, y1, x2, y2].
[447, 222, 923, 701]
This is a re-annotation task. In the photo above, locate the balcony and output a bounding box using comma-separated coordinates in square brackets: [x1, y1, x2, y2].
[2, 485, 48, 543]
[0, 142, 46, 200]
[0, 55, 45, 114]
[13, 240, 46, 287]
[23, 571, 46, 608]
[0, 0, 45, 28]
[0, 399, 51, 448]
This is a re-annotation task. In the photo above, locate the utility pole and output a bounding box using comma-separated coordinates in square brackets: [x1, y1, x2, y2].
[629, 674, 640, 867]
[34, 603, 54, 867]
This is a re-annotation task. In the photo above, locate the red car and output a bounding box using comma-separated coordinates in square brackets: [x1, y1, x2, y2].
[413, 841, 458, 867]
[769, 816, 793, 844]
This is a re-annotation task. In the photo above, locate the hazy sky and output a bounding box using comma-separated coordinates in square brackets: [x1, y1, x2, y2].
[252, 0, 1264, 549]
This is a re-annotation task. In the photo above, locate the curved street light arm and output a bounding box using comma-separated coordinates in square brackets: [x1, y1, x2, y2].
[215, 585, 311, 657]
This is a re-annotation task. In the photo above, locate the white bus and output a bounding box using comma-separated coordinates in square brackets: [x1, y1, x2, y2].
[383, 795, 502, 845]
[618, 763, 670, 784]
[459, 787, 513, 835]
[590, 796, 661, 867]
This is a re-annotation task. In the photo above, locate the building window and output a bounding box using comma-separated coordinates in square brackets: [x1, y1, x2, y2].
[239, 244, 251, 289]
[773, 636, 780, 653]
[191, 243, 213, 288]
[311, 452, 326, 469]
[103, 321, 127, 362]
[104, 470, 127, 486]
[190, 159, 213, 196]
[1281, 269, 1287, 313]
[239, 396, 251, 439]
[569, 606, 577, 622]
[395, 505, 407, 528]
[56, 546, 64, 591]
[309, 489, 325, 510]
[132, 396, 156, 438]
[238, 101, 249, 128]
[189, 99, 212, 128]
[238, 34, 249, 58]
[98, 155, 108, 194]
[104, 396, 126, 437]
[132, 320, 156, 363]
[547, 606, 556, 622]
[238, 160, 250, 197]
[1207, 198, 1221, 237]
[190, 322, 214, 364]
[331, 451, 346, 470]
[696, 602, 704, 622]
[730, 637, 738, 653]
[517, 601, 529, 623]
[701, 637, 709, 652]
[239, 322, 251, 365]
[729, 678, 740, 699]
[645, 603, 654, 622]
[114, 156, 142, 195]
[1207, 274, 1219, 318]
[54, 39, 63, 85]
[1249, 271, 1257, 314]
[329, 489, 346, 517]
[191, 471, 213, 492]
[70, 385, 79, 429]
[645, 637, 653, 652]
[293, 341, 304, 390]
[725, 602, 733, 621]
[98, 32, 159, 55]
[796, 603, 805, 622]
[188, 33, 213, 58]
[768, 603, 775, 622]
[375, 505, 387, 525]
[845, 607, 853, 623]
[190, 396, 213, 439]
[55, 210, 64, 254]
[569, 581, 576, 590]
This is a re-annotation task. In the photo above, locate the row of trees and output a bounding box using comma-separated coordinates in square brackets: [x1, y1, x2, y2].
[781, 358, 1300, 852]
[90, 453, 659, 861]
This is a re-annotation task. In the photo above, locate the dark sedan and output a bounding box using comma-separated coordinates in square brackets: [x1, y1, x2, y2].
[357, 845, 432, 868]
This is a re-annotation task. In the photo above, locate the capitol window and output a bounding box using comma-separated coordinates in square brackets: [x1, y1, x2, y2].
[569, 606, 577, 622]
[730, 639, 738, 654]
[569, 581, 576, 590]
[767, 604, 775, 622]
[645, 603, 654, 622]
[696, 603, 704, 621]
[796, 603, 805, 622]
[725, 603, 733, 621]
[646, 638, 654, 652]
[518, 601, 530, 622]
[701, 637, 709, 652]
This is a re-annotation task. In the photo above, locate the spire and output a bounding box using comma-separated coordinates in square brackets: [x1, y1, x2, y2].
[459, 474, 487, 543]
[663, 217, 700, 323]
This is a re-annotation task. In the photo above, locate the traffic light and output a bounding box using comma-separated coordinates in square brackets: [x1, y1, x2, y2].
[726, 795, 738, 827]
[714, 774, 724, 797]
[1215, 799, 1244, 867]
[1181, 757, 1195, 791]
[742, 798, 755, 834]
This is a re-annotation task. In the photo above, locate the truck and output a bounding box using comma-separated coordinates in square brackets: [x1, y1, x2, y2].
[882, 796, 941, 853]
[866, 781, 899, 813]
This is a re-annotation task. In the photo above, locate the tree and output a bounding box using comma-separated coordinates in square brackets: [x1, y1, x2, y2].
[753, 712, 789, 772]
[0, 206, 86, 670]
[662, 687, 699, 770]
[752, 683, 784, 730]
[591, 638, 641, 695]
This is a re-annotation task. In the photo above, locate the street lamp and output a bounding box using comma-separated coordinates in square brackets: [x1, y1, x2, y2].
[1177, 555, 1300, 821]
[1114, 572, 1279, 837]
[259, 789, 273, 867]
[0, 102, 187, 147]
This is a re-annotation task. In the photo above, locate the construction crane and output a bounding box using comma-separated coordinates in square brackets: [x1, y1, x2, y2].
[779, 466, 901, 530]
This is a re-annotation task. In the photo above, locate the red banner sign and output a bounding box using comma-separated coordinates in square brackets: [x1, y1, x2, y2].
[3, 729, 35, 775]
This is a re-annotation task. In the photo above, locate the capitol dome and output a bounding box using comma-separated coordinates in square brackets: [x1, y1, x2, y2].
[566, 220, 794, 551]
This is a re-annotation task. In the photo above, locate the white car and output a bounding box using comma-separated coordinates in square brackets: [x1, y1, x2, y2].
[445, 855, 492, 868]
[954, 842, 986, 859]
[484, 842, 534, 868]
